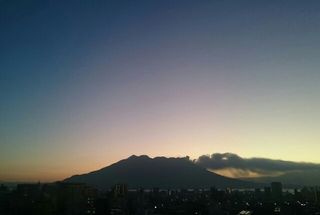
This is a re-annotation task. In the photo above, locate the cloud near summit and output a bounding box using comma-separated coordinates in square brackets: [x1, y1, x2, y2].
[195, 153, 320, 178]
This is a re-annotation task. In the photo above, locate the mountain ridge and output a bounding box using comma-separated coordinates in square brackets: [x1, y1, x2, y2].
[64, 155, 255, 189]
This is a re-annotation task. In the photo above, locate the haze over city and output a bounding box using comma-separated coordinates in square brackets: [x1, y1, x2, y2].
[1, 0, 320, 183]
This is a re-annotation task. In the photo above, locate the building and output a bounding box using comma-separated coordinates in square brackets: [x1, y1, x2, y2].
[271, 182, 282, 201]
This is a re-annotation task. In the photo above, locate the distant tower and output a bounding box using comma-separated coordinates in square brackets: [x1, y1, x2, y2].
[271, 182, 282, 201]
[264, 186, 271, 200]
[112, 184, 128, 198]
[254, 188, 262, 200]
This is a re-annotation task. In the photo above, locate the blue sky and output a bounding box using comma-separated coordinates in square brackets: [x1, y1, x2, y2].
[1, 0, 320, 181]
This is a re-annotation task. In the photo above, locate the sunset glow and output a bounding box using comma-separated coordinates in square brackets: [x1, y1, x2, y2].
[1, 0, 320, 182]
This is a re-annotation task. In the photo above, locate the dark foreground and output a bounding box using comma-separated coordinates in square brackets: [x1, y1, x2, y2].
[0, 182, 320, 215]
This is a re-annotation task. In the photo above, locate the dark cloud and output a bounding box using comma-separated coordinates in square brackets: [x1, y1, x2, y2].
[196, 153, 320, 175]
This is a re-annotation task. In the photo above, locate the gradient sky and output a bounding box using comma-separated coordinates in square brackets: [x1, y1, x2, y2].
[1, 0, 320, 182]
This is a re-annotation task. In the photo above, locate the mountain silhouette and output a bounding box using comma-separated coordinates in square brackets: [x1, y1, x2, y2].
[64, 155, 255, 189]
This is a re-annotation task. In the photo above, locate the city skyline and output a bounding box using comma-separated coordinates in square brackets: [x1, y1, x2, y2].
[1, 0, 320, 182]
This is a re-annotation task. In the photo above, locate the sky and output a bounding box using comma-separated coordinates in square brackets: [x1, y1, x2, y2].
[1, 0, 320, 182]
